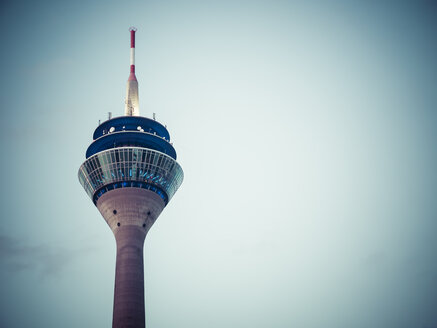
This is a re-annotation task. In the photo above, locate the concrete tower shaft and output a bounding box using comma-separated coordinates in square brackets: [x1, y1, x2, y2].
[97, 188, 165, 328]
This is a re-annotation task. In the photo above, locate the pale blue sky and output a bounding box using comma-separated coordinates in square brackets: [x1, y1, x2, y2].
[1, 1, 437, 327]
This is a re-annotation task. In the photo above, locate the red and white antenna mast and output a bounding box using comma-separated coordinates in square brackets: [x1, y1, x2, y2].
[125, 27, 140, 116]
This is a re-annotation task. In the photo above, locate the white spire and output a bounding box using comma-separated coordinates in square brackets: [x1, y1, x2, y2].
[124, 27, 139, 116]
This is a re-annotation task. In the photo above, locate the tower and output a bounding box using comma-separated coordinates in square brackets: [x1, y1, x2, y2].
[78, 28, 184, 328]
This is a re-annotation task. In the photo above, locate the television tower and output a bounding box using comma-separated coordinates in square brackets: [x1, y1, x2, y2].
[78, 28, 184, 328]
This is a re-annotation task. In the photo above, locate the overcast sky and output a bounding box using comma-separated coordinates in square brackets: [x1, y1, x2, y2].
[1, 0, 437, 327]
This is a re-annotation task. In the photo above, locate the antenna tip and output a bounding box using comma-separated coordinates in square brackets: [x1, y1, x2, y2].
[129, 27, 137, 32]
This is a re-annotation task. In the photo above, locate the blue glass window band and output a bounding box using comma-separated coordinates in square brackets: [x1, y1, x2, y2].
[92, 181, 169, 205]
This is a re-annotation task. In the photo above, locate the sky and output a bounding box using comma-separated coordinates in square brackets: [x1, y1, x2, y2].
[0, 0, 437, 327]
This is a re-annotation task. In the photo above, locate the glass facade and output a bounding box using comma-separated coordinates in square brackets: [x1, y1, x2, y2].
[78, 147, 184, 204]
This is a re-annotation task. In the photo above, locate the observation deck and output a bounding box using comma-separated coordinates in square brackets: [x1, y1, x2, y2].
[86, 116, 176, 159]
[78, 116, 183, 205]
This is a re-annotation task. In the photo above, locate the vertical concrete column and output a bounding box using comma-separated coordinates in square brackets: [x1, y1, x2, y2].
[113, 226, 147, 328]
[96, 188, 166, 328]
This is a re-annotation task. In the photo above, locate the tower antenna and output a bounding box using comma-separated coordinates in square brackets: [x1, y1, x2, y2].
[125, 27, 140, 116]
